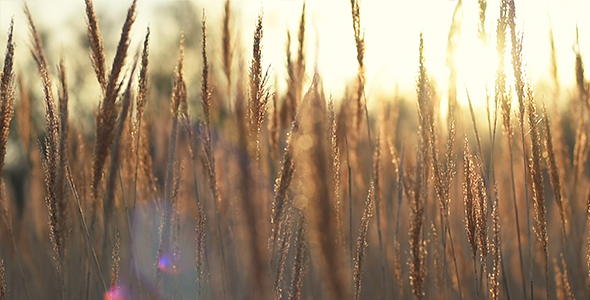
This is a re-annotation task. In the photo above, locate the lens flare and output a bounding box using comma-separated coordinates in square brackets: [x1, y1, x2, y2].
[158, 253, 180, 274]
[104, 287, 127, 300]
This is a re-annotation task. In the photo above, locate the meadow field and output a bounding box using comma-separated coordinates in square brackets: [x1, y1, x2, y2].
[0, 0, 589, 299]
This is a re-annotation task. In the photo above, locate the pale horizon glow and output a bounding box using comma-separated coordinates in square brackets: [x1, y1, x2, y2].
[0, 0, 589, 110]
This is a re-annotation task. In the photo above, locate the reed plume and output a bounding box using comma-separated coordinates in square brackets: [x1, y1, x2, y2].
[199, 16, 228, 297]
[0, 18, 14, 178]
[281, 3, 306, 129]
[409, 33, 428, 300]
[543, 105, 568, 240]
[248, 12, 271, 158]
[91, 0, 136, 209]
[131, 27, 150, 211]
[26, 3, 67, 272]
[526, 85, 550, 300]
[103, 58, 137, 229]
[85, 0, 107, 91]
[350, 0, 365, 133]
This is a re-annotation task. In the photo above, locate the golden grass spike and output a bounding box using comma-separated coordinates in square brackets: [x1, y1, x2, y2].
[526, 85, 550, 300]
[463, 137, 477, 259]
[136, 27, 150, 123]
[543, 105, 568, 241]
[295, 2, 306, 108]
[92, 0, 137, 203]
[248, 11, 270, 158]
[350, 0, 365, 133]
[85, 0, 107, 92]
[26, 4, 66, 273]
[0, 18, 15, 178]
[104, 57, 137, 228]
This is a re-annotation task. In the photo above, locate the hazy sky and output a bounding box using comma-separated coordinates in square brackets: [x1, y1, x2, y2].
[1, 0, 589, 107]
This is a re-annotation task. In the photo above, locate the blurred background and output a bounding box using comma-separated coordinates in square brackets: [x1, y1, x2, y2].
[1, 0, 589, 103]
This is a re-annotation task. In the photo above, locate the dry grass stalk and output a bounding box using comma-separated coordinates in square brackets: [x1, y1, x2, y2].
[201, 16, 211, 125]
[372, 128, 387, 298]
[269, 81, 280, 158]
[273, 206, 293, 300]
[409, 148, 427, 300]
[446, 0, 462, 116]
[497, 2, 527, 297]
[508, 1, 535, 297]
[199, 17, 229, 297]
[135, 28, 150, 126]
[587, 190, 590, 292]
[131, 27, 150, 212]
[350, 0, 365, 133]
[56, 56, 69, 238]
[328, 98, 343, 249]
[353, 181, 374, 300]
[26, 7, 69, 286]
[543, 105, 568, 240]
[85, 0, 107, 91]
[478, 0, 487, 42]
[573, 31, 589, 195]
[489, 183, 502, 300]
[248, 12, 271, 157]
[110, 231, 120, 290]
[525, 85, 550, 299]
[463, 138, 477, 259]
[200, 17, 220, 202]
[222, 0, 233, 101]
[574, 27, 588, 111]
[409, 33, 428, 300]
[463, 137, 487, 297]
[104, 59, 137, 229]
[0, 258, 4, 300]
[16, 76, 32, 157]
[281, 3, 306, 129]
[270, 122, 296, 253]
[282, 30, 294, 129]
[194, 195, 206, 298]
[431, 223, 442, 296]
[92, 0, 137, 209]
[554, 254, 574, 300]
[0, 18, 15, 181]
[289, 209, 309, 300]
